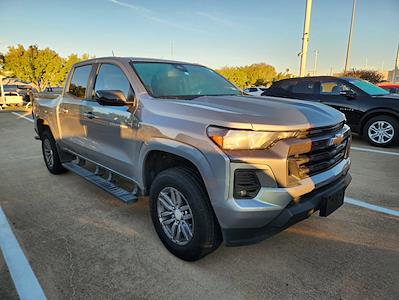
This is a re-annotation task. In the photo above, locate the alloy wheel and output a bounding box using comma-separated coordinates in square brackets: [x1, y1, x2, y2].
[368, 121, 395, 144]
[157, 187, 194, 245]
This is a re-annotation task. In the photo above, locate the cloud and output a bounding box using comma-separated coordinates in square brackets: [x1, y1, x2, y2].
[107, 0, 204, 33]
[196, 12, 235, 28]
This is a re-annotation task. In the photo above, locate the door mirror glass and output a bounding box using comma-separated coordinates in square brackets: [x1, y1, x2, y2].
[339, 90, 356, 99]
[95, 90, 127, 106]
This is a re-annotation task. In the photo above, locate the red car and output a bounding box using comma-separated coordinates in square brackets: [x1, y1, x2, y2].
[378, 83, 399, 94]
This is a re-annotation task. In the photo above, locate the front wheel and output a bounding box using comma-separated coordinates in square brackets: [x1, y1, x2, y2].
[149, 167, 222, 261]
[364, 115, 399, 147]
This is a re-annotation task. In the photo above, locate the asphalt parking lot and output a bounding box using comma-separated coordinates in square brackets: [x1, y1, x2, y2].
[1, 110, 398, 299]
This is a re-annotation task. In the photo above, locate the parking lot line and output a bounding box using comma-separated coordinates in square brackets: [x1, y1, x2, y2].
[345, 197, 399, 217]
[351, 146, 399, 157]
[0, 207, 47, 300]
[11, 112, 34, 123]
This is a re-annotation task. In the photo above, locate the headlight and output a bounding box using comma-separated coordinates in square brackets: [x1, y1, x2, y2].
[207, 126, 299, 150]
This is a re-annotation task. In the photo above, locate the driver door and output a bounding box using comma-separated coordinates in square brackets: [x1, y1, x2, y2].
[80, 63, 142, 180]
[317, 79, 362, 127]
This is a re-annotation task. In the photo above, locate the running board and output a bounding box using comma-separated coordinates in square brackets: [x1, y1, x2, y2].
[63, 162, 138, 204]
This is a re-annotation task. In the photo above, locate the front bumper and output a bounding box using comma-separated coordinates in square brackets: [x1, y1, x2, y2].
[218, 158, 351, 246]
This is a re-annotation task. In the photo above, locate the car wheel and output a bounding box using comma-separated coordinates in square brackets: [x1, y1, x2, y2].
[149, 167, 222, 261]
[364, 115, 399, 147]
[41, 130, 67, 174]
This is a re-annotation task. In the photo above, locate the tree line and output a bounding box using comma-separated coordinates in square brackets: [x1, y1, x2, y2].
[0, 45, 92, 92]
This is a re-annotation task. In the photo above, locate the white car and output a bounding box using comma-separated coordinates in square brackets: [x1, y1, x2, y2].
[1, 92, 24, 106]
[244, 87, 267, 96]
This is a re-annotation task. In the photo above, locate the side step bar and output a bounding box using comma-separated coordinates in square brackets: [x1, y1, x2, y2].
[63, 161, 138, 204]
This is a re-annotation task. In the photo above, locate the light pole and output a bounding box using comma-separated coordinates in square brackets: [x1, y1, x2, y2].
[299, 0, 313, 77]
[344, 0, 357, 73]
[313, 50, 319, 76]
[393, 42, 399, 83]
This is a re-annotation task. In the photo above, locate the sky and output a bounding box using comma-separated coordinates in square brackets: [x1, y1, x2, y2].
[0, 0, 398, 75]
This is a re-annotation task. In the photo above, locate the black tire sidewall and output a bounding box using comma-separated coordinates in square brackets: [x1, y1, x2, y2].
[364, 116, 399, 147]
[149, 168, 220, 261]
[41, 131, 66, 174]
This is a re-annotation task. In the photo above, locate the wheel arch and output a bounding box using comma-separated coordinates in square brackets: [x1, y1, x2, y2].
[359, 109, 399, 136]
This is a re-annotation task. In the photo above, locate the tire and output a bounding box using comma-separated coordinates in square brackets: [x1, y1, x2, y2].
[364, 115, 399, 147]
[41, 130, 68, 174]
[149, 167, 222, 261]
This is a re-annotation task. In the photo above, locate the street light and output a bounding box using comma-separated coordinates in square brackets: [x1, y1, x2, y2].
[299, 0, 313, 77]
[344, 0, 357, 73]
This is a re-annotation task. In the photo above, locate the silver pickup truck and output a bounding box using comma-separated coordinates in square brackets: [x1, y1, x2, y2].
[33, 57, 351, 261]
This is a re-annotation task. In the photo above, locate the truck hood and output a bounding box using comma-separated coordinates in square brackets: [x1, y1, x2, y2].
[158, 95, 345, 131]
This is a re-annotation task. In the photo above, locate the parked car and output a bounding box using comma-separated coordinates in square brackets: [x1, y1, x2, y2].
[378, 83, 399, 95]
[1, 91, 24, 106]
[243, 87, 267, 96]
[33, 57, 351, 260]
[262, 76, 399, 147]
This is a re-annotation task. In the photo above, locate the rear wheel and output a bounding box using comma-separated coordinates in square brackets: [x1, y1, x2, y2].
[41, 130, 67, 174]
[149, 167, 222, 261]
[364, 115, 399, 147]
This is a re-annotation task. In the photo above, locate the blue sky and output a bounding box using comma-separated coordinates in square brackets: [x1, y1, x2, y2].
[0, 0, 398, 75]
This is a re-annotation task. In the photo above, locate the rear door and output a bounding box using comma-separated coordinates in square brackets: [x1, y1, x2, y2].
[289, 79, 320, 101]
[58, 64, 94, 154]
[79, 63, 141, 179]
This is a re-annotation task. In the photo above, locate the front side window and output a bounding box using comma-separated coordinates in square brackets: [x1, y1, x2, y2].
[131, 62, 241, 99]
[68, 65, 92, 98]
[348, 79, 389, 96]
[94, 64, 133, 100]
[320, 81, 352, 95]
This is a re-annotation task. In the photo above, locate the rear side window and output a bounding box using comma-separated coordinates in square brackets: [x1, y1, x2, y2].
[94, 64, 134, 100]
[68, 65, 92, 98]
[291, 81, 316, 94]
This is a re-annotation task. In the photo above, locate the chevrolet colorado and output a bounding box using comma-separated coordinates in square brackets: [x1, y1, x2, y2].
[33, 57, 351, 261]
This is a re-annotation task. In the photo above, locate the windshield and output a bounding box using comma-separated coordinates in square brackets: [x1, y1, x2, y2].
[348, 79, 389, 96]
[131, 62, 241, 99]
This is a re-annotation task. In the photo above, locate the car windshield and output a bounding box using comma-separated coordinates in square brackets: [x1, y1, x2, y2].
[131, 62, 241, 99]
[348, 79, 389, 96]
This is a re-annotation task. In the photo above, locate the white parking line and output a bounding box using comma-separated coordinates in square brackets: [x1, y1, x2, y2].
[345, 197, 399, 217]
[351, 146, 399, 157]
[0, 207, 47, 300]
[11, 112, 34, 123]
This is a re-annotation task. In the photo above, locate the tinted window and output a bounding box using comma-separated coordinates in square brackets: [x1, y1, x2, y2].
[68, 65, 92, 98]
[248, 88, 258, 92]
[291, 81, 316, 94]
[320, 81, 352, 95]
[94, 64, 133, 100]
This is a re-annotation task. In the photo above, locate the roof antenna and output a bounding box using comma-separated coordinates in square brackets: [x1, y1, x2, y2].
[112, 50, 115, 56]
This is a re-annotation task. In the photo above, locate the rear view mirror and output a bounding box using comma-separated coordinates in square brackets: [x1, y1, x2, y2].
[95, 90, 132, 106]
[339, 90, 356, 99]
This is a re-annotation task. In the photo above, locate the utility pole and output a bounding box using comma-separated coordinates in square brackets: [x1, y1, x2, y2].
[344, 0, 357, 73]
[299, 0, 313, 77]
[393, 42, 399, 83]
[313, 50, 319, 76]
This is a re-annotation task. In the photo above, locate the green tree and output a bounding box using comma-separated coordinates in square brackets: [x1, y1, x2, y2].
[4, 45, 63, 91]
[342, 69, 384, 84]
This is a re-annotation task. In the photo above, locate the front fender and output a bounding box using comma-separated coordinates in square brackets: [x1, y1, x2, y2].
[138, 138, 226, 203]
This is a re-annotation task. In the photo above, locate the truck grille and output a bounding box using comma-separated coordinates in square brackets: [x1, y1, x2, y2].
[288, 124, 351, 179]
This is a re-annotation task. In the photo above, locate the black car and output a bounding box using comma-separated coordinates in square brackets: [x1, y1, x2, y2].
[262, 76, 399, 147]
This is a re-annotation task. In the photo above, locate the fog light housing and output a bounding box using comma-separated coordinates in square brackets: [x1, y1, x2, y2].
[234, 170, 261, 199]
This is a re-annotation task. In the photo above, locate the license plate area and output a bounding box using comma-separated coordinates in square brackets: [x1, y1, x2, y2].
[319, 189, 344, 217]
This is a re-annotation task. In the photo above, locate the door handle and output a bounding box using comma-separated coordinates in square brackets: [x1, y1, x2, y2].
[83, 112, 96, 119]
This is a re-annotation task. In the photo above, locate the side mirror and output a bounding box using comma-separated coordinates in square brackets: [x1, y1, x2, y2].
[339, 90, 356, 99]
[95, 90, 133, 106]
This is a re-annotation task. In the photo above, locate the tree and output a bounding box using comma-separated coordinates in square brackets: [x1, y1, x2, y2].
[4, 45, 63, 92]
[342, 69, 384, 84]
[216, 63, 292, 88]
[3, 45, 92, 91]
